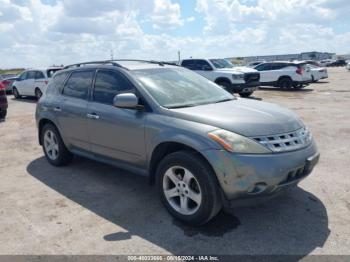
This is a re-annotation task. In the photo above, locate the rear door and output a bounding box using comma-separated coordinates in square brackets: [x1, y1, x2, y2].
[54, 69, 95, 151]
[34, 71, 47, 92]
[87, 69, 146, 166]
[24, 71, 36, 95]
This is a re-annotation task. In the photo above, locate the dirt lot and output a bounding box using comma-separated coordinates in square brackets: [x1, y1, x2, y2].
[0, 67, 349, 257]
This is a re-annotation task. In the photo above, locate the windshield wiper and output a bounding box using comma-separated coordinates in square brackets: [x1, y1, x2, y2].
[167, 104, 199, 109]
[213, 98, 234, 104]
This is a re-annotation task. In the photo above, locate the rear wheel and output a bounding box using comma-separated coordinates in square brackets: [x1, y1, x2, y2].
[35, 88, 42, 100]
[41, 123, 72, 166]
[239, 91, 253, 98]
[278, 77, 293, 90]
[13, 87, 21, 99]
[156, 150, 222, 226]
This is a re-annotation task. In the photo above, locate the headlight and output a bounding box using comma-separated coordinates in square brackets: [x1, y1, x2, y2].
[232, 74, 244, 80]
[208, 129, 272, 154]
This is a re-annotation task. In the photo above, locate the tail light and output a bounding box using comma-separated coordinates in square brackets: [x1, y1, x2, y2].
[296, 67, 303, 75]
[0, 83, 5, 91]
[2, 80, 10, 87]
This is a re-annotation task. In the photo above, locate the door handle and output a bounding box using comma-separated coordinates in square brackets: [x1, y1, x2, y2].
[53, 107, 62, 112]
[87, 113, 100, 120]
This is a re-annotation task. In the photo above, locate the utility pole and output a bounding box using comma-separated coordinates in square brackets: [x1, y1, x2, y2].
[178, 50, 181, 63]
[110, 49, 114, 60]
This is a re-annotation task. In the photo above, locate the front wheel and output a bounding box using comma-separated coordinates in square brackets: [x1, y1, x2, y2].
[156, 151, 222, 226]
[217, 81, 233, 93]
[13, 87, 21, 99]
[278, 77, 293, 90]
[239, 91, 253, 98]
[41, 123, 72, 166]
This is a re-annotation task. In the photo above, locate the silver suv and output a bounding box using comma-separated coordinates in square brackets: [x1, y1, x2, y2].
[36, 60, 319, 225]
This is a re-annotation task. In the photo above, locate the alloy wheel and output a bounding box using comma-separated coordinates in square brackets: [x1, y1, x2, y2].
[44, 130, 59, 160]
[162, 166, 202, 216]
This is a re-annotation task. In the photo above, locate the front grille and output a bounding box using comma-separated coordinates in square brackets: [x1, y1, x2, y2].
[251, 127, 312, 153]
[244, 72, 260, 83]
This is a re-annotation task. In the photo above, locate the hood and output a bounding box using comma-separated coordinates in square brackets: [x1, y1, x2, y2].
[216, 67, 258, 74]
[169, 99, 303, 137]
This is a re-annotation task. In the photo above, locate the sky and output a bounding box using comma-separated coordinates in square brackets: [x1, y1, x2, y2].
[0, 0, 350, 68]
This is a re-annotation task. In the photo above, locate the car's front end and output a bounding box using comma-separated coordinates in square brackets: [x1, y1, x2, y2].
[201, 127, 319, 206]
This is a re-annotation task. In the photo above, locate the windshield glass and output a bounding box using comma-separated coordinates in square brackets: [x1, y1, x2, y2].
[133, 68, 234, 108]
[210, 59, 234, 69]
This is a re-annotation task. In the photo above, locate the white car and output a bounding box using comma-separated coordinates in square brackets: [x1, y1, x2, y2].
[346, 62, 350, 70]
[180, 58, 260, 97]
[12, 67, 62, 100]
[254, 62, 312, 89]
[308, 64, 328, 82]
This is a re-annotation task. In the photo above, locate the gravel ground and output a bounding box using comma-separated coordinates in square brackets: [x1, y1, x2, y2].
[0, 67, 349, 257]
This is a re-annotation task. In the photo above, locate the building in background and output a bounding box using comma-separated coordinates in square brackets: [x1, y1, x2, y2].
[228, 51, 336, 64]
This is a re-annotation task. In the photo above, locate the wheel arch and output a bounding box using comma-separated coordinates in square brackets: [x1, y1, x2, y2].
[148, 141, 216, 185]
[38, 118, 59, 145]
[214, 77, 232, 84]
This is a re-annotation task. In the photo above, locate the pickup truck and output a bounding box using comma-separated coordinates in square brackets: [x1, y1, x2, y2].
[180, 58, 260, 97]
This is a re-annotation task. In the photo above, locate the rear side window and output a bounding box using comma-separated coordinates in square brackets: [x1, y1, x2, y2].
[27, 71, 36, 79]
[93, 70, 135, 105]
[46, 72, 69, 95]
[35, 71, 45, 79]
[63, 70, 95, 100]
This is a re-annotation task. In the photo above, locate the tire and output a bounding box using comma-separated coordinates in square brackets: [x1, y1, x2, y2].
[293, 84, 304, 90]
[13, 87, 21, 99]
[156, 150, 222, 226]
[41, 123, 72, 166]
[239, 91, 253, 98]
[0, 110, 6, 119]
[217, 81, 233, 93]
[278, 77, 293, 89]
[35, 88, 42, 100]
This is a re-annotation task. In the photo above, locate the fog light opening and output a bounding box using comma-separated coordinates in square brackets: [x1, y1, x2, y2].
[247, 182, 267, 195]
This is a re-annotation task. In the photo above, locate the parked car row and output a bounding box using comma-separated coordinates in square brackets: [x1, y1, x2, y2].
[35, 59, 320, 225]
[12, 67, 62, 100]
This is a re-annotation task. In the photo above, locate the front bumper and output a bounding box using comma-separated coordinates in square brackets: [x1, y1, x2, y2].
[231, 81, 260, 93]
[201, 141, 319, 206]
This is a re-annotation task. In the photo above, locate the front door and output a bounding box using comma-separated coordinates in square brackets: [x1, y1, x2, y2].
[87, 69, 146, 167]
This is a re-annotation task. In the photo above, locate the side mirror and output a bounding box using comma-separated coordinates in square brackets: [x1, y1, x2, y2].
[113, 93, 141, 109]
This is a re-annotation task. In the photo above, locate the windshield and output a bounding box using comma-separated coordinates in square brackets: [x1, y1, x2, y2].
[133, 68, 234, 108]
[210, 59, 234, 69]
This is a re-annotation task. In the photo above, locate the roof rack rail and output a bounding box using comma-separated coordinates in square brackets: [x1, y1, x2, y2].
[63, 59, 179, 70]
[109, 59, 180, 67]
[63, 60, 125, 70]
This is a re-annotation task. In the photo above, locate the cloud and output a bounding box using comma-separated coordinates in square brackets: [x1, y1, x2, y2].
[0, 0, 349, 68]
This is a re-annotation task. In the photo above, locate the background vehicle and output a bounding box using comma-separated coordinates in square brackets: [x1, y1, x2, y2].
[0, 75, 19, 93]
[254, 61, 312, 89]
[180, 58, 260, 97]
[36, 60, 319, 225]
[319, 59, 335, 67]
[327, 59, 347, 67]
[0, 82, 8, 119]
[347, 61, 350, 70]
[12, 67, 62, 100]
[247, 61, 265, 67]
[308, 64, 328, 82]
